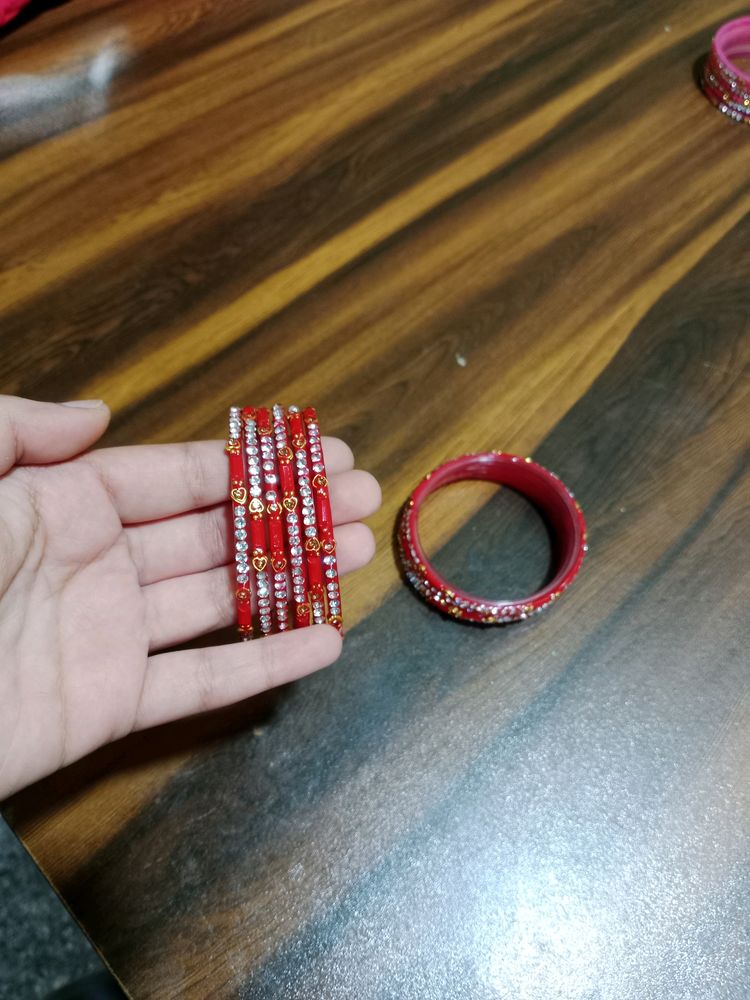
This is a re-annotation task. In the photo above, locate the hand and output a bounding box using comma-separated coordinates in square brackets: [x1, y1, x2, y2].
[0, 396, 380, 799]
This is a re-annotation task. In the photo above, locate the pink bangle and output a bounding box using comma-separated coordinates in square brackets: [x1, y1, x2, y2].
[702, 17, 750, 124]
[398, 452, 587, 624]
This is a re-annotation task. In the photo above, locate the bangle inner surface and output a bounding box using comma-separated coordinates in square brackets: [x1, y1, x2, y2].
[415, 455, 582, 605]
[416, 478, 555, 601]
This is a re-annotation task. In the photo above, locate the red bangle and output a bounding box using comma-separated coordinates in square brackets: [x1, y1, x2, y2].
[303, 407, 342, 633]
[398, 452, 587, 624]
[702, 17, 750, 125]
[242, 408, 273, 637]
[226, 406, 253, 639]
[288, 406, 327, 626]
[273, 404, 311, 630]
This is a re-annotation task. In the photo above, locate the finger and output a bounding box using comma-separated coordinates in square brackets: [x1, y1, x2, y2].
[85, 437, 355, 523]
[329, 469, 382, 524]
[129, 470, 379, 585]
[145, 521, 375, 649]
[128, 503, 233, 586]
[136, 625, 342, 731]
[0, 395, 110, 476]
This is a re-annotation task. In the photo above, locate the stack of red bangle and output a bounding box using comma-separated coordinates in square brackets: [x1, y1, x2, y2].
[226, 405, 342, 640]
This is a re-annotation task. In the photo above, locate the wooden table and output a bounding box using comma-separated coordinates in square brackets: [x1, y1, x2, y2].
[2, 1, 749, 997]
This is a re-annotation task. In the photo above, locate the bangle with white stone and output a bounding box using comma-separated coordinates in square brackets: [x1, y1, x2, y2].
[226, 406, 253, 638]
[243, 409, 273, 637]
[303, 407, 342, 633]
[287, 406, 326, 626]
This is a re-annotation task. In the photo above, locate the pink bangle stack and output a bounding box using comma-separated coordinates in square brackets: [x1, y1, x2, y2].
[702, 17, 750, 124]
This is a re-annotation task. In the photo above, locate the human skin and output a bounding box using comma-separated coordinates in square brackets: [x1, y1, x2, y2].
[0, 396, 381, 799]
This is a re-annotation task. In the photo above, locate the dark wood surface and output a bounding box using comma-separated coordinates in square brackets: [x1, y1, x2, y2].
[2, 1, 749, 997]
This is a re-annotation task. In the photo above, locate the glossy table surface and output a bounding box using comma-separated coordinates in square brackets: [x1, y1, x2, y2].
[2, 1, 749, 997]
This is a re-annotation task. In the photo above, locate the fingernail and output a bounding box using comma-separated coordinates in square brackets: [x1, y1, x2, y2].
[61, 399, 104, 408]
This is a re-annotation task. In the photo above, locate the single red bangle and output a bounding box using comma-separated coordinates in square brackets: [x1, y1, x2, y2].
[273, 404, 311, 630]
[288, 406, 326, 626]
[242, 408, 273, 636]
[702, 17, 750, 124]
[303, 407, 342, 633]
[226, 406, 253, 639]
[398, 452, 587, 624]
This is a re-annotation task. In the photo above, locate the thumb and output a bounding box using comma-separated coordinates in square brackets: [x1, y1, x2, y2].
[0, 395, 111, 476]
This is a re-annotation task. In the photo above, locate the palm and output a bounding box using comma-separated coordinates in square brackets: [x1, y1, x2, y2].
[1, 459, 150, 785]
[0, 399, 380, 799]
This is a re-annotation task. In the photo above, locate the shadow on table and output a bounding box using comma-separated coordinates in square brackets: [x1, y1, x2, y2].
[6, 626, 290, 832]
[47, 971, 127, 999]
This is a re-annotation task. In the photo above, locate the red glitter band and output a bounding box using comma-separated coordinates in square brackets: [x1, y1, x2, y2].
[398, 452, 587, 624]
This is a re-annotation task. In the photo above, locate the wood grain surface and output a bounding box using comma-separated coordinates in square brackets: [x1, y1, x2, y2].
[2, 1, 749, 997]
